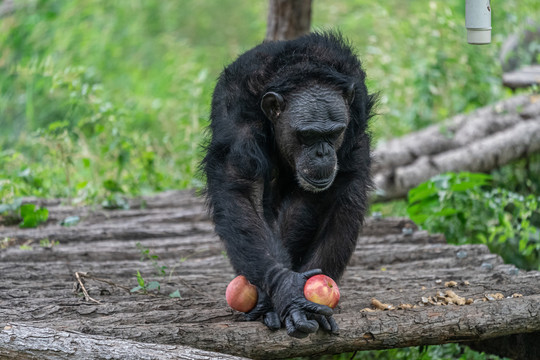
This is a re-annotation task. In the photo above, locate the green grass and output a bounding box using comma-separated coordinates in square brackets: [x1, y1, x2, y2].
[1, 0, 539, 202]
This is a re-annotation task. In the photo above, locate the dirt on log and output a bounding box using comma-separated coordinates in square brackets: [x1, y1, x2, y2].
[373, 94, 540, 200]
[1, 191, 539, 359]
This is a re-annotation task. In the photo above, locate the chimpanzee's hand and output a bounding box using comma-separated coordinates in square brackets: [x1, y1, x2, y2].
[270, 268, 336, 338]
[244, 287, 281, 330]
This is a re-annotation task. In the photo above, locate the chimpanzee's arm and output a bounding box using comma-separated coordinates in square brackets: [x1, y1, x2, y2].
[204, 127, 333, 338]
[299, 143, 372, 280]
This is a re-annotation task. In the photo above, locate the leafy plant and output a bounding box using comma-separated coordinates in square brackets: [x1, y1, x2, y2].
[134, 243, 182, 298]
[19, 203, 49, 228]
[0, 196, 49, 228]
[136, 242, 167, 276]
[407, 172, 540, 270]
[328, 343, 509, 360]
[131, 270, 161, 294]
[39, 238, 60, 248]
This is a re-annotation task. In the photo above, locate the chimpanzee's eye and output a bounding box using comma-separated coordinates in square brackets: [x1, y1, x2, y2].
[298, 130, 319, 145]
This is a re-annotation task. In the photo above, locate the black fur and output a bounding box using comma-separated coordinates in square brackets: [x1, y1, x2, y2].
[201, 32, 374, 337]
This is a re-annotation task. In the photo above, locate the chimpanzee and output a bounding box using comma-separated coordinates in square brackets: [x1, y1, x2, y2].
[202, 32, 375, 338]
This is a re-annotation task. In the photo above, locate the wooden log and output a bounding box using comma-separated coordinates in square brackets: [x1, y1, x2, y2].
[1, 191, 539, 359]
[373, 93, 540, 200]
[372, 95, 532, 174]
[375, 117, 540, 199]
[0, 323, 248, 360]
[503, 65, 540, 90]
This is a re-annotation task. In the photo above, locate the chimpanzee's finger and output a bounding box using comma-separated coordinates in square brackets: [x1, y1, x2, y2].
[263, 311, 281, 330]
[290, 309, 319, 333]
[308, 313, 331, 332]
[285, 315, 310, 339]
[301, 269, 323, 280]
[298, 298, 333, 316]
[327, 315, 340, 334]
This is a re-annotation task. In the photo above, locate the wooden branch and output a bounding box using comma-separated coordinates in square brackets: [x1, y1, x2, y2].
[0, 323, 248, 360]
[265, 0, 312, 41]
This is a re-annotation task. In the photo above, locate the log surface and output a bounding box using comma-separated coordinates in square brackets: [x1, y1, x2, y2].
[1, 191, 539, 359]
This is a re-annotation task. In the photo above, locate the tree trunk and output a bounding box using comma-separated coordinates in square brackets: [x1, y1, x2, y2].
[0, 0, 14, 18]
[265, 0, 312, 41]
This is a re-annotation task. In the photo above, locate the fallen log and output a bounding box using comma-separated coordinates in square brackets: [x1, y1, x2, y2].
[1, 191, 539, 359]
[0, 324, 247, 360]
[373, 94, 540, 200]
[502, 65, 540, 90]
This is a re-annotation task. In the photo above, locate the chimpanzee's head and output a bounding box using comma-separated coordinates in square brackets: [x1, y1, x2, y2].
[261, 84, 355, 192]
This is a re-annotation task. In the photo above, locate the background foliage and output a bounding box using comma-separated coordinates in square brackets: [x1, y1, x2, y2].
[1, 0, 539, 202]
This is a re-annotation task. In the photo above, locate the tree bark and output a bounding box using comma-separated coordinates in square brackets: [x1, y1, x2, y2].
[0, 324, 248, 360]
[0, 0, 14, 18]
[1, 191, 539, 359]
[265, 0, 312, 41]
[373, 94, 540, 200]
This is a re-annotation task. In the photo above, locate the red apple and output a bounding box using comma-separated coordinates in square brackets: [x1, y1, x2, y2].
[226, 275, 258, 312]
[303, 274, 340, 309]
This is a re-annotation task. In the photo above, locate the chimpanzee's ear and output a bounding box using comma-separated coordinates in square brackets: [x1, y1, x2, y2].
[345, 83, 355, 105]
[261, 92, 285, 120]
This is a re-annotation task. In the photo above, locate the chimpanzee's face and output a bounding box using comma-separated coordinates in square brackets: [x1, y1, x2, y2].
[261, 85, 353, 192]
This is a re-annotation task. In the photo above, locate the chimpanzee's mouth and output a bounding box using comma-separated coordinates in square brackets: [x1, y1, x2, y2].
[297, 172, 336, 192]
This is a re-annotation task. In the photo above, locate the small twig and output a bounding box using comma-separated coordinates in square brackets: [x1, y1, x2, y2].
[78, 272, 132, 293]
[74, 272, 101, 304]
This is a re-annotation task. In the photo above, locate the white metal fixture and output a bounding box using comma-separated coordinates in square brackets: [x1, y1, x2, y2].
[466, 0, 492, 45]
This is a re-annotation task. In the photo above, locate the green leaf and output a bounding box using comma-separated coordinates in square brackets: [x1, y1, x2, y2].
[169, 290, 181, 298]
[103, 179, 123, 193]
[47, 120, 69, 132]
[136, 271, 145, 288]
[434, 207, 458, 217]
[130, 285, 143, 293]
[20, 203, 36, 218]
[19, 203, 48, 228]
[146, 281, 160, 291]
[408, 182, 438, 204]
[35, 207, 49, 222]
[61, 215, 80, 227]
[20, 214, 38, 228]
